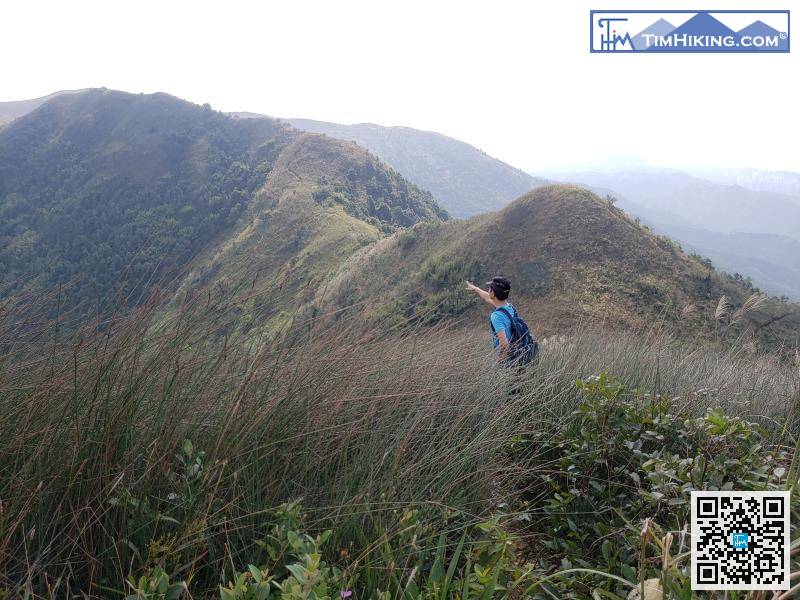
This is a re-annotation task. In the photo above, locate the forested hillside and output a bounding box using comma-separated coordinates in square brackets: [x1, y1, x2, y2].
[0, 90, 444, 315]
[0, 89, 85, 126]
[283, 118, 549, 217]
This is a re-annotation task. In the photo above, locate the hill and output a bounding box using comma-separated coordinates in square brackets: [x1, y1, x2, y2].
[2, 90, 798, 350]
[168, 130, 449, 335]
[0, 89, 86, 126]
[0, 95, 547, 220]
[633, 221, 800, 300]
[547, 169, 800, 299]
[252, 116, 548, 218]
[318, 185, 800, 348]
[0, 89, 445, 316]
[550, 170, 800, 240]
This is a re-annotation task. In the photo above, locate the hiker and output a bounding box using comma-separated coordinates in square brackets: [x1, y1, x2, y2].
[465, 276, 539, 365]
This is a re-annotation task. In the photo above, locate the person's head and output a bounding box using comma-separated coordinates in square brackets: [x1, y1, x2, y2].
[485, 276, 511, 301]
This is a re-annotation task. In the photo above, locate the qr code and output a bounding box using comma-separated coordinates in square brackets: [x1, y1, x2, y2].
[691, 491, 790, 590]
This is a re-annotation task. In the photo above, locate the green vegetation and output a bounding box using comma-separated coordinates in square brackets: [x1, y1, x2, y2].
[312, 154, 447, 231]
[516, 372, 794, 597]
[1, 276, 798, 598]
[3, 92, 797, 353]
[2, 89, 800, 600]
[0, 90, 288, 313]
[286, 118, 549, 218]
[555, 169, 800, 300]
[322, 185, 800, 352]
[0, 90, 444, 317]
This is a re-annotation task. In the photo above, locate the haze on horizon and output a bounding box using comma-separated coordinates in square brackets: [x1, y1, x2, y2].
[2, 0, 798, 174]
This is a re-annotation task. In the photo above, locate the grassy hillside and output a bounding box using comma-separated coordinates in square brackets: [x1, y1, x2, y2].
[282, 118, 549, 218]
[1, 272, 797, 598]
[550, 170, 800, 240]
[170, 131, 446, 336]
[1, 95, 799, 600]
[0, 90, 444, 317]
[547, 170, 800, 300]
[3, 93, 797, 350]
[319, 185, 800, 349]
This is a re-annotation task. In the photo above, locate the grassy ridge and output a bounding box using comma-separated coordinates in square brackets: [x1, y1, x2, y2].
[320, 185, 800, 352]
[1, 274, 797, 598]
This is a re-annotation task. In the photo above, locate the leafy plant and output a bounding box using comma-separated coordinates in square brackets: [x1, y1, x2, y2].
[513, 373, 794, 597]
[125, 566, 186, 600]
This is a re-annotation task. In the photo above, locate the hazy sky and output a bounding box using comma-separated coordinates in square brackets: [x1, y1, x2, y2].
[2, 0, 798, 172]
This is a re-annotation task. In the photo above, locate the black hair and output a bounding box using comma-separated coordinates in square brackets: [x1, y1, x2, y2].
[487, 276, 511, 300]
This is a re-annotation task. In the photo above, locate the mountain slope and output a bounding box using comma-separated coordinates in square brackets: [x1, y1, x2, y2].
[0, 90, 445, 316]
[4, 93, 547, 219]
[0, 89, 86, 126]
[549, 170, 800, 240]
[658, 225, 800, 300]
[319, 185, 800, 348]
[170, 131, 450, 336]
[546, 170, 800, 299]
[282, 118, 548, 218]
[3, 91, 797, 349]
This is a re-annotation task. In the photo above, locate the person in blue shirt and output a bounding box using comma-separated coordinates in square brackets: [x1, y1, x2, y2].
[465, 276, 516, 360]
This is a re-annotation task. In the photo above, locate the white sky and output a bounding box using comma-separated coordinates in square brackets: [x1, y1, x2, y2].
[1, 0, 798, 173]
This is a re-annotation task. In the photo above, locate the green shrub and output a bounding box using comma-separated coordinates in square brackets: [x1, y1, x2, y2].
[513, 373, 794, 597]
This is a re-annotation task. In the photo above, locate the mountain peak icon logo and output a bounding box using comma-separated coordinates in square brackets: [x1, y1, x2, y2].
[737, 20, 790, 50]
[591, 10, 790, 53]
[672, 12, 737, 37]
[632, 18, 676, 50]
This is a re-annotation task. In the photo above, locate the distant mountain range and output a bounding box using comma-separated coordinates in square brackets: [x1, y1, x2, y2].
[545, 169, 800, 298]
[231, 114, 548, 218]
[3, 89, 796, 348]
[735, 169, 800, 196]
[631, 13, 789, 52]
[3, 89, 800, 305]
[675, 165, 800, 196]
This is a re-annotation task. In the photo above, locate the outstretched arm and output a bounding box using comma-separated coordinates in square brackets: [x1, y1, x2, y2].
[465, 281, 495, 307]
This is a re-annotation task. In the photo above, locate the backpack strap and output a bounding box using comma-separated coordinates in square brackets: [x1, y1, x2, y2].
[495, 306, 513, 321]
[492, 306, 515, 338]
[489, 309, 502, 333]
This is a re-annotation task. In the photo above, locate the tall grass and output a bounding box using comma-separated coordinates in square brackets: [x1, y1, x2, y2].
[0, 283, 797, 597]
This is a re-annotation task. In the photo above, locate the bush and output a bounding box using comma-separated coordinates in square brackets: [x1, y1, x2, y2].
[512, 373, 795, 598]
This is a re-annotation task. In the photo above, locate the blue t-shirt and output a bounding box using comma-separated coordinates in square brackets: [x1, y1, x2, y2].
[490, 304, 516, 348]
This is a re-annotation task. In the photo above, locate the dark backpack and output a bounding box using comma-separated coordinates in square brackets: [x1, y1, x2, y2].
[491, 306, 539, 365]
